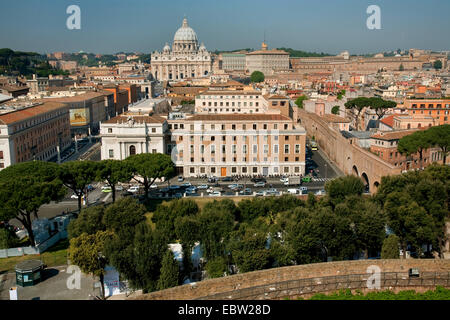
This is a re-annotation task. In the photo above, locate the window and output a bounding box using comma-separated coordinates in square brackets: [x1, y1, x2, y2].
[108, 128, 112, 133]
[284, 145, 289, 154]
[152, 128, 156, 133]
[222, 145, 226, 153]
[152, 149, 157, 154]
[211, 145, 216, 154]
[109, 149, 114, 158]
[295, 145, 300, 153]
[232, 145, 236, 154]
[243, 145, 247, 154]
[200, 145, 205, 154]
[284, 167, 289, 173]
[190, 167, 195, 173]
[129, 145, 136, 156]
[253, 145, 258, 153]
[285, 136, 289, 141]
[253, 124, 257, 130]
[232, 124, 236, 130]
[274, 144, 279, 154]
[264, 144, 268, 154]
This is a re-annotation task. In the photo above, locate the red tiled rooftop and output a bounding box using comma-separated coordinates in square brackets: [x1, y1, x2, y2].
[0, 102, 67, 125]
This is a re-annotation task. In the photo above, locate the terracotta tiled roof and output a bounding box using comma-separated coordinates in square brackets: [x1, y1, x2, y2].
[380, 114, 395, 128]
[0, 102, 67, 125]
[200, 90, 261, 96]
[267, 94, 289, 100]
[46, 91, 112, 103]
[187, 114, 292, 122]
[371, 130, 418, 141]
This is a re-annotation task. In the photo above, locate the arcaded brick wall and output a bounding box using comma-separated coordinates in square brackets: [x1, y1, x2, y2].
[130, 259, 450, 300]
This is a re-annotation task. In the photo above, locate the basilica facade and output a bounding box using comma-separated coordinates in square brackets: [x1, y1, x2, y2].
[151, 18, 212, 81]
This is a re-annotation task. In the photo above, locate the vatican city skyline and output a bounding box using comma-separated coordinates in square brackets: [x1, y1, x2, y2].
[1, 0, 450, 54]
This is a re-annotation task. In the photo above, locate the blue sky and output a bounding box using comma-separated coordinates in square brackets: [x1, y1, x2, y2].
[0, 0, 449, 54]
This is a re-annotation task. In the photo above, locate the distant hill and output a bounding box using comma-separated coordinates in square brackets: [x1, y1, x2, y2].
[276, 48, 332, 57]
[0, 48, 68, 77]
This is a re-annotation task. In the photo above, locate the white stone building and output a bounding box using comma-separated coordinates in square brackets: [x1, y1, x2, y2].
[100, 113, 168, 160]
[151, 18, 212, 81]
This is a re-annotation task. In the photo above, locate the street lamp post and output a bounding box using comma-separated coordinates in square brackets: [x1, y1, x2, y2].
[325, 164, 327, 180]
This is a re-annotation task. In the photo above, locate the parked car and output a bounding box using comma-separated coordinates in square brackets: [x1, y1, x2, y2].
[115, 185, 124, 191]
[149, 184, 158, 189]
[255, 191, 265, 197]
[181, 182, 192, 187]
[254, 181, 266, 188]
[228, 184, 239, 189]
[251, 177, 266, 183]
[101, 186, 112, 193]
[315, 189, 326, 196]
[239, 188, 252, 195]
[221, 177, 233, 182]
[127, 186, 140, 193]
[173, 193, 183, 198]
[197, 184, 209, 190]
[280, 177, 288, 183]
[177, 176, 184, 182]
[208, 177, 218, 183]
[186, 186, 197, 193]
[209, 191, 221, 196]
[70, 194, 79, 199]
[169, 185, 180, 190]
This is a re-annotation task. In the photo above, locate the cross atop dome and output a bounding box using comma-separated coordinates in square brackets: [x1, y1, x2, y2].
[182, 17, 188, 28]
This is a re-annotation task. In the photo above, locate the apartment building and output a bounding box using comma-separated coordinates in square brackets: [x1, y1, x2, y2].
[405, 98, 450, 125]
[195, 91, 268, 114]
[46, 91, 115, 136]
[169, 114, 306, 177]
[0, 102, 71, 169]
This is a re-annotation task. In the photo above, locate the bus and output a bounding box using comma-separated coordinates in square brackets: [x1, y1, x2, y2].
[310, 140, 318, 151]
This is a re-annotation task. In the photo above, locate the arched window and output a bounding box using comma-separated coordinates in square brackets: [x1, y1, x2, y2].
[129, 145, 136, 156]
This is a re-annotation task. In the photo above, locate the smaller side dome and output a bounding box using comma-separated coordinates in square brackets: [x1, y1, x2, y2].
[163, 43, 171, 52]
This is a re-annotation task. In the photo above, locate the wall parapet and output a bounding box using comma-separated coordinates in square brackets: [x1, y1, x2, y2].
[130, 259, 450, 300]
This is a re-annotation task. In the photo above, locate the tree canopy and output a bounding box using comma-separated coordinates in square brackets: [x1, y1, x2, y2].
[0, 161, 65, 246]
[250, 71, 264, 83]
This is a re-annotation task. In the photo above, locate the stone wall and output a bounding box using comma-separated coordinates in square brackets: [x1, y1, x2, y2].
[131, 259, 450, 300]
[297, 109, 402, 191]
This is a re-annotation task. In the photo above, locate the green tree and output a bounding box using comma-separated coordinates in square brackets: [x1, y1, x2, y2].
[68, 230, 114, 299]
[369, 97, 397, 121]
[426, 125, 450, 164]
[344, 97, 371, 130]
[153, 199, 199, 242]
[398, 130, 431, 169]
[399, 64, 404, 71]
[433, 60, 442, 70]
[67, 204, 106, 239]
[205, 256, 227, 278]
[250, 71, 264, 83]
[324, 175, 365, 207]
[295, 95, 308, 109]
[228, 227, 271, 273]
[59, 161, 99, 212]
[96, 160, 133, 202]
[102, 197, 146, 235]
[198, 201, 235, 260]
[126, 153, 175, 199]
[0, 228, 19, 249]
[337, 90, 346, 100]
[105, 223, 167, 293]
[381, 234, 400, 259]
[174, 215, 200, 278]
[331, 105, 340, 115]
[0, 161, 66, 246]
[157, 250, 180, 290]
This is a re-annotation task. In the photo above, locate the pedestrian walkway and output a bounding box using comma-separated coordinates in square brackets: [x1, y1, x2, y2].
[312, 177, 332, 182]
